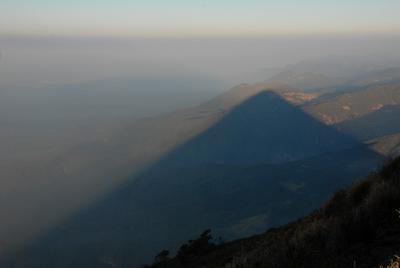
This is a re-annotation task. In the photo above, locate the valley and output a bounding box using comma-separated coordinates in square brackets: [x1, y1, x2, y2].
[3, 64, 400, 267]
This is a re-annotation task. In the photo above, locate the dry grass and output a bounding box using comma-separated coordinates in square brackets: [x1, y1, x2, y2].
[149, 158, 400, 268]
[381, 256, 400, 268]
[381, 210, 400, 268]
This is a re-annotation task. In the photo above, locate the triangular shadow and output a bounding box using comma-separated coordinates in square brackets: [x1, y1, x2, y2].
[6, 90, 384, 268]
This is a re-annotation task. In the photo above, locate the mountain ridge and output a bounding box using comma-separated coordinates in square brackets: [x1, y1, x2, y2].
[148, 157, 400, 268]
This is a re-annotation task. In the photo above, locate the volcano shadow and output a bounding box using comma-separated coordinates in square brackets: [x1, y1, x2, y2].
[152, 90, 358, 167]
[7, 91, 384, 268]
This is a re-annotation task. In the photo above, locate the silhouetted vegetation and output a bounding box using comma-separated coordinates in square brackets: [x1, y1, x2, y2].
[153, 250, 170, 265]
[149, 157, 400, 268]
[145, 230, 215, 268]
[176, 230, 215, 263]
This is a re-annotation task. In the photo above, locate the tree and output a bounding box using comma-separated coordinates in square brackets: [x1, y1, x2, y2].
[154, 250, 170, 264]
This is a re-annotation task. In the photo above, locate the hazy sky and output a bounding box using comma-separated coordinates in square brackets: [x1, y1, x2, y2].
[1, 0, 400, 37]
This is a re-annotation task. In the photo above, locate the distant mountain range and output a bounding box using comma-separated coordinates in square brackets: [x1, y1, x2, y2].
[3, 65, 400, 268]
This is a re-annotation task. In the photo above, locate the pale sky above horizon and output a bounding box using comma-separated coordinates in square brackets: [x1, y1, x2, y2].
[1, 0, 400, 37]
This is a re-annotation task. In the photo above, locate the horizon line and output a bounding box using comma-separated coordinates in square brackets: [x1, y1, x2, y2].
[2, 31, 400, 41]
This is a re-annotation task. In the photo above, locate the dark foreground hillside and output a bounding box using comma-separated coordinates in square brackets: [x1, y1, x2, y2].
[149, 157, 400, 268]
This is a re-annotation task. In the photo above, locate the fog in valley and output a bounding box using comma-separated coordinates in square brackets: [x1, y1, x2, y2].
[1, 34, 400, 266]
